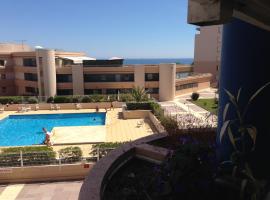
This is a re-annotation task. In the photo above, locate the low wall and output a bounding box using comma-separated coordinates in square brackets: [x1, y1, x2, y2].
[122, 109, 150, 119]
[0, 163, 94, 184]
[148, 112, 165, 133]
[2, 102, 124, 111]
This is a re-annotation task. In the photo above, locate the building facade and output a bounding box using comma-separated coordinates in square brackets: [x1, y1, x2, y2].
[0, 43, 211, 101]
[193, 25, 222, 85]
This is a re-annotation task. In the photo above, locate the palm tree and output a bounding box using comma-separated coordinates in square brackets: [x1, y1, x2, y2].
[131, 86, 147, 102]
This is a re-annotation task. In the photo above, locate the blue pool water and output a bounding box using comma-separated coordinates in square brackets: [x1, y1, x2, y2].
[0, 113, 106, 146]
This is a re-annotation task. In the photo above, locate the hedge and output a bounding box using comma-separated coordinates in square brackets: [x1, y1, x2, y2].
[58, 146, 82, 164]
[126, 102, 153, 110]
[91, 142, 125, 159]
[0, 146, 56, 167]
[0, 96, 23, 104]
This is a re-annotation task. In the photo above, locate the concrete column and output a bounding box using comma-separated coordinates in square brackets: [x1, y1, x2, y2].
[159, 63, 176, 101]
[72, 65, 84, 95]
[134, 65, 145, 88]
[36, 49, 56, 97]
[217, 19, 270, 178]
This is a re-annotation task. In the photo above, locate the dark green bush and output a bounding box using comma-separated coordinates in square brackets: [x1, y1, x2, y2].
[53, 96, 71, 103]
[0, 96, 22, 104]
[0, 146, 56, 167]
[58, 146, 82, 163]
[191, 92, 200, 101]
[27, 97, 38, 104]
[47, 96, 54, 103]
[71, 96, 80, 103]
[81, 96, 91, 103]
[126, 102, 153, 110]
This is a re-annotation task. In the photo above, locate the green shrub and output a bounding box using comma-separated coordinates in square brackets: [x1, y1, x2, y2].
[108, 95, 118, 102]
[126, 102, 153, 110]
[0, 146, 56, 167]
[160, 116, 178, 134]
[0, 96, 22, 104]
[191, 92, 200, 101]
[71, 96, 80, 103]
[58, 146, 82, 163]
[27, 97, 38, 104]
[47, 96, 54, 103]
[81, 96, 91, 103]
[119, 94, 134, 102]
[91, 142, 125, 158]
[90, 94, 106, 102]
[53, 96, 71, 103]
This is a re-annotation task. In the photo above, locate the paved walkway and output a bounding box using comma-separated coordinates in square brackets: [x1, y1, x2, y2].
[0, 181, 82, 200]
[160, 88, 218, 128]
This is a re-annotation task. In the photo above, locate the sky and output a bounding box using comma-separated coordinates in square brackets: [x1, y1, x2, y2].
[0, 0, 196, 59]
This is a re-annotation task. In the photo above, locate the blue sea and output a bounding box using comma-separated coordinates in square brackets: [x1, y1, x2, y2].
[124, 58, 193, 65]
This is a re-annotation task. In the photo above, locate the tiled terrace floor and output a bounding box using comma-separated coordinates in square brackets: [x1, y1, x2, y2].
[0, 181, 82, 200]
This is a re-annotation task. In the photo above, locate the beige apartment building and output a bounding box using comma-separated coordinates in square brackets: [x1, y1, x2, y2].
[193, 25, 222, 85]
[0, 43, 211, 101]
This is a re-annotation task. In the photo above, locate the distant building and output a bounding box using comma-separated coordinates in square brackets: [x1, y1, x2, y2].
[0, 43, 212, 101]
[193, 25, 223, 86]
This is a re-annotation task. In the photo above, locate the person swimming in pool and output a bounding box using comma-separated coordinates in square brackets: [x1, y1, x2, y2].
[42, 127, 52, 146]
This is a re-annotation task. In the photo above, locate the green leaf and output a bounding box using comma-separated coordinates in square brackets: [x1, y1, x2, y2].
[237, 87, 242, 102]
[228, 126, 237, 150]
[240, 179, 248, 200]
[224, 89, 242, 122]
[243, 82, 270, 117]
[247, 126, 257, 149]
[223, 103, 230, 122]
[219, 120, 230, 142]
[248, 82, 270, 105]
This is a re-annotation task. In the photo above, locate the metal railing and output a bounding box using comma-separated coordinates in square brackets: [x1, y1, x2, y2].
[0, 147, 116, 168]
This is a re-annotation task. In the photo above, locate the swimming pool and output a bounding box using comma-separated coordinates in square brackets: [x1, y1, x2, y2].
[0, 113, 106, 146]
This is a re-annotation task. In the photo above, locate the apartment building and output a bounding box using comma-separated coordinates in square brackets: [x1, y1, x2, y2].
[193, 25, 222, 85]
[0, 43, 211, 101]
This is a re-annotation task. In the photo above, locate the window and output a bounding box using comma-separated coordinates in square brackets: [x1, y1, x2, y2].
[23, 58, 36, 67]
[176, 83, 198, 91]
[0, 74, 6, 80]
[106, 89, 118, 94]
[84, 74, 134, 82]
[146, 88, 159, 94]
[119, 88, 132, 93]
[56, 74, 72, 83]
[25, 87, 38, 94]
[24, 73, 38, 81]
[1, 87, 6, 93]
[176, 72, 190, 79]
[0, 60, 5, 66]
[145, 73, 159, 81]
[84, 89, 102, 95]
[57, 89, 73, 95]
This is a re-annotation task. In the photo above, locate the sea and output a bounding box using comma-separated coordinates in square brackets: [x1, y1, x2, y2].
[124, 58, 193, 65]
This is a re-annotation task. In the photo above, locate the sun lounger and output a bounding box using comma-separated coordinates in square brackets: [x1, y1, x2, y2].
[35, 104, 39, 111]
[50, 104, 54, 110]
[0, 107, 4, 113]
[55, 104, 60, 110]
[25, 105, 31, 112]
[75, 103, 82, 110]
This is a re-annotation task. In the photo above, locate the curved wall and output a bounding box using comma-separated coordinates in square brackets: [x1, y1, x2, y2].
[36, 49, 56, 97]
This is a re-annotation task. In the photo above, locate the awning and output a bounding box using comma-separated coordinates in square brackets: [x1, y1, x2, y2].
[59, 56, 96, 64]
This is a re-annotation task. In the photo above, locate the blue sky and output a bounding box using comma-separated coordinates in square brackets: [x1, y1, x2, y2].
[0, 0, 196, 58]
